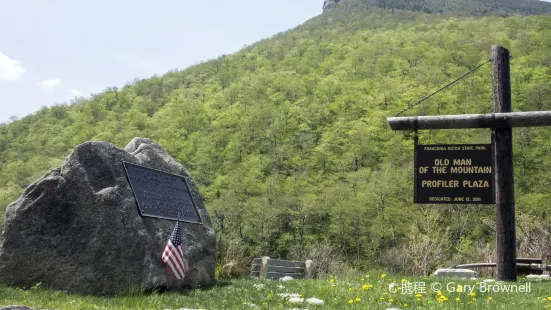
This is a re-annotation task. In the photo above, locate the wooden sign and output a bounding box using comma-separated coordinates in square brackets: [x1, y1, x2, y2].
[386, 46, 551, 280]
[414, 144, 495, 204]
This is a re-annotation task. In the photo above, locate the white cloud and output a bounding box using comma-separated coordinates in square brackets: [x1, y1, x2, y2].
[40, 79, 61, 88]
[69, 89, 81, 97]
[0, 52, 25, 81]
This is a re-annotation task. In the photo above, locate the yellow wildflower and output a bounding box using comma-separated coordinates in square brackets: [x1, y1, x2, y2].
[389, 299, 393, 302]
[488, 297, 492, 301]
[457, 285, 463, 292]
[456, 297, 460, 302]
[471, 292, 476, 297]
[401, 278, 407, 283]
[548, 297, 551, 301]
[381, 274, 386, 278]
[356, 298, 361, 302]
[330, 279, 334, 283]
[348, 299, 354, 304]
[404, 304, 408, 307]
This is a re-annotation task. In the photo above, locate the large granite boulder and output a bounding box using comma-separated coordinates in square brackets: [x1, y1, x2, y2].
[0, 138, 216, 295]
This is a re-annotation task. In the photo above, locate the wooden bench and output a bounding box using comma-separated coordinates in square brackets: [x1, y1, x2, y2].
[250, 256, 313, 279]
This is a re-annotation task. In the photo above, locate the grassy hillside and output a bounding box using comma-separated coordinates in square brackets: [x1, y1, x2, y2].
[1, 7, 551, 275]
[2, 274, 551, 309]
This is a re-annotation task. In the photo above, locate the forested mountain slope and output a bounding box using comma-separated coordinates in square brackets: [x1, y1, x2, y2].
[337, 0, 551, 16]
[2, 6, 551, 274]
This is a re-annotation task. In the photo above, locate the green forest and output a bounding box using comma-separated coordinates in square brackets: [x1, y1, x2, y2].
[340, 0, 551, 16]
[2, 0, 551, 276]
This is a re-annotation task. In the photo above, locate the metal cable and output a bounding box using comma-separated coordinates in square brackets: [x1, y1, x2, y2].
[394, 58, 492, 117]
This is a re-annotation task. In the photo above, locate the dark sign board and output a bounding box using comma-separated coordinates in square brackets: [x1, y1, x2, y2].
[415, 144, 495, 204]
[123, 162, 202, 223]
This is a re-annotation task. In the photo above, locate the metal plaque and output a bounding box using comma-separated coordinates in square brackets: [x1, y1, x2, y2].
[415, 144, 495, 204]
[123, 162, 202, 223]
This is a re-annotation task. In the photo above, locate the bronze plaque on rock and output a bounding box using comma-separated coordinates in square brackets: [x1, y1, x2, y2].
[123, 162, 202, 223]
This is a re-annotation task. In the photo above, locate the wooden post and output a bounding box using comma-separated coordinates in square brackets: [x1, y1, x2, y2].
[492, 45, 516, 281]
[260, 256, 270, 278]
[304, 260, 313, 279]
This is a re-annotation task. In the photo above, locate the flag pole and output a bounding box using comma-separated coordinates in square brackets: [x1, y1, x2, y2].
[177, 212, 181, 285]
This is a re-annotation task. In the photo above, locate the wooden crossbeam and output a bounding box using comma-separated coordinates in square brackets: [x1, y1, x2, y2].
[387, 111, 551, 131]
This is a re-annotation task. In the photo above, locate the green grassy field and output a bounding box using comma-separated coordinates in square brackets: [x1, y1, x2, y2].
[1, 273, 550, 309]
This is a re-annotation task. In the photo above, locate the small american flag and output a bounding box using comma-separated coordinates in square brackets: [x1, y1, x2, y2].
[161, 222, 186, 280]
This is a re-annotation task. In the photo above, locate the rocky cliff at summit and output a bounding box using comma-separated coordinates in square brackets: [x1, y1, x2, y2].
[323, 0, 340, 11]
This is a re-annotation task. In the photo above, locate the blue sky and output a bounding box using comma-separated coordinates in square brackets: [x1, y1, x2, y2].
[0, 0, 322, 122]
